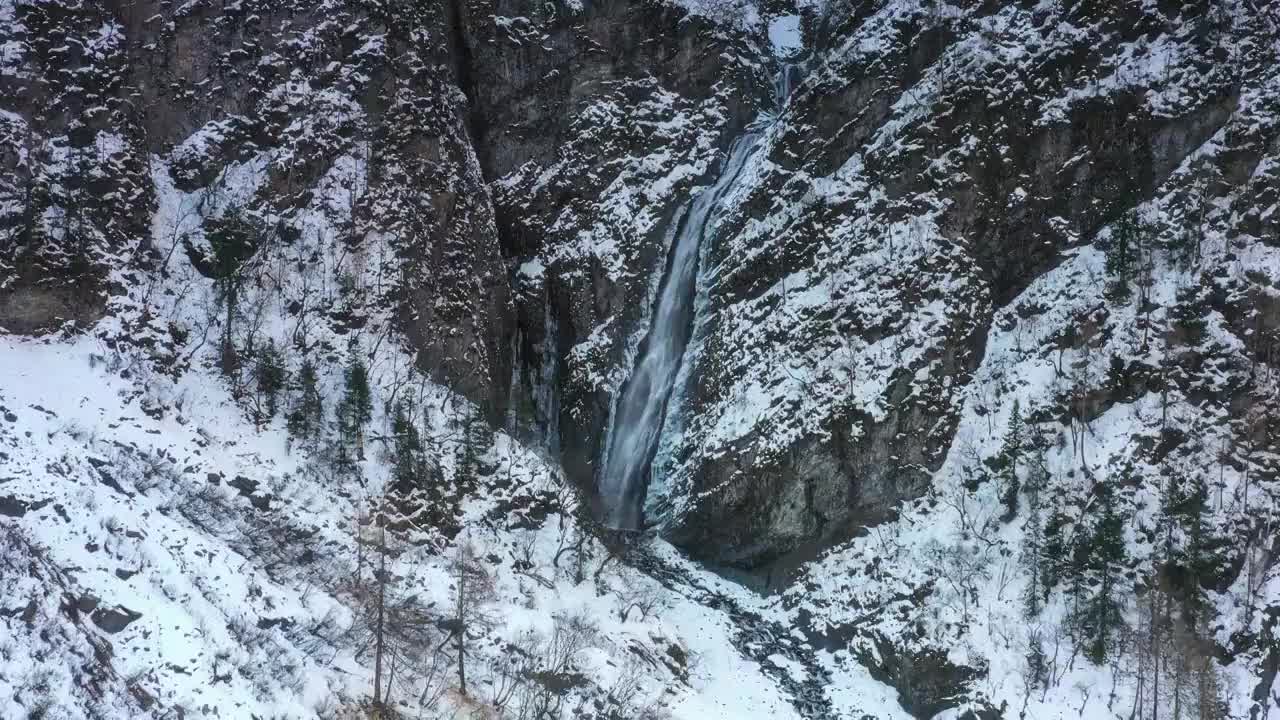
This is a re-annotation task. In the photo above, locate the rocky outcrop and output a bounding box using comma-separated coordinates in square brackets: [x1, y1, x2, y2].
[0, 2, 151, 334]
[90, 604, 142, 634]
[482, 2, 772, 485]
[651, 0, 1280, 569]
[1, 0, 515, 414]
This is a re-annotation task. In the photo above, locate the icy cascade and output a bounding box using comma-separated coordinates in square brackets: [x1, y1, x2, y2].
[598, 64, 798, 530]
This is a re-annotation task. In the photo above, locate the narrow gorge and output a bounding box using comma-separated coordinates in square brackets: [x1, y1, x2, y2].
[599, 59, 801, 531]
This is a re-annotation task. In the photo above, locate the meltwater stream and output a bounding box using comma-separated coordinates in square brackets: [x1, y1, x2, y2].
[599, 66, 798, 530]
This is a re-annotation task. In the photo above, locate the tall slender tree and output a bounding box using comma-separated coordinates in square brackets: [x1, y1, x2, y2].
[1041, 504, 1071, 606]
[390, 400, 424, 496]
[998, 399, 1026, 519]
[254, 339, 286, 420]
[1083, 481, 1130, 664]
[338, 340, 373, 460]
[1021, 492, 1046, 618]
[287, 358, 323, 444]
[1165, 472, 1213, 627]
[1106, 210, 1141, 301]
[454, 407, 491, 494]
[206, 213, 259, 372]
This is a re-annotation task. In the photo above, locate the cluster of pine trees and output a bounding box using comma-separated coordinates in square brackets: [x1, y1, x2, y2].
[237, 336, 510, 716]
[996, 401, 1228, 717]
[200, 207, 492, 517]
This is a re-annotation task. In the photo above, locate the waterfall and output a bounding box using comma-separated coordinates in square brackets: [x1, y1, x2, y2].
[598, 63, 798, 530]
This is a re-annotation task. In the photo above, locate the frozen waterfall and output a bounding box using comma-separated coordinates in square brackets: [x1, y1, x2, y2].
[598, 64, 799, 530]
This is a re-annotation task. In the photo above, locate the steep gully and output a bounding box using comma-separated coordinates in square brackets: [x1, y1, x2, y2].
[629, 541, 840, 720]
[598, 64, 800, 530]
[462, 39, 835, 714]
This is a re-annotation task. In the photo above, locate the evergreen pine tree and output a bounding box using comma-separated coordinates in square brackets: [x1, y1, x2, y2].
[998, 399, 1025, 519]
[454, 408, 492, 494]
[287, 359, 323, 444]
[337, 342, 373, 459]
[1165, 472, 1213, 628]
[255, 339, 286, 419]
[1024, 438, 1050, 498]
[1083, 483, 1129, 664]
[326, 436, 361, 487]
[1040, 505, 1070, 605]
[1168, 227, 1195, 268]
[1064, 522, 1093, 640]
[390, 401, 424, 497]
[1021, 433, 1054, 616]
[1106, 211, 1140, 301]
[206, 213, 258, 373]
[1021, 491, 1046, 618]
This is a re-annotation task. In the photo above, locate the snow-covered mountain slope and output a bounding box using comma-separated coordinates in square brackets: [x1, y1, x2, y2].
[3, 0, 1280, 719]
[0, 2, 909, 718]
[2, 325, 890, 718]
[1, 89, 879, 718]
[665, 1, 1280, 715]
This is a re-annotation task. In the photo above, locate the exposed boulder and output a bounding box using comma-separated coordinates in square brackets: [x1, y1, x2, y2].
[91, 604, 142, 634]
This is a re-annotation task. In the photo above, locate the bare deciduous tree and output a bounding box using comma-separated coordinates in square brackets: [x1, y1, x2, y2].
[343, 499, 441, 718]
[446, 537, 497, 697]
[613, 571, 668, 624]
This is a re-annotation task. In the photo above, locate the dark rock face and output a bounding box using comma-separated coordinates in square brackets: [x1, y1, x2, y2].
[479, 3, 769, 485]
[856, 637, 983, 720]
[91, 604, 142, 634]
[650, 0, 1280, 570]
[0, 0, 766, 427]
[0, 495, 47, 518]
[1, 0, 514, 414]
[0, 2, 152, 334]
[229, 475, 271, 510]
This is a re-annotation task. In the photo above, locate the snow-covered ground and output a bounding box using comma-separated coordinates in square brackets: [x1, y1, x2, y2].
[0, 310, 913, 718]
[0, 104, 907, 717]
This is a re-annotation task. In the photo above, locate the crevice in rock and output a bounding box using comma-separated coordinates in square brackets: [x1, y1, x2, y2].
[445, 0, 491, 181]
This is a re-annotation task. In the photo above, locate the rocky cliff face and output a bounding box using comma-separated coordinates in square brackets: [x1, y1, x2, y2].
[649, 0, 1280, 570]
[0, 0, 152, 334]
[0, 0, 772, 446]
[2, 0, 514, 413]
[481, 1, 771, 496]
[4, 1, 1280, 718]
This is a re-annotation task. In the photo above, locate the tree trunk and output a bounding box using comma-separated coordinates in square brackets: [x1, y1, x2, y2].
[373, 525, 386, 716]
[1151, 588, 1160, 720]
[457, 558, 467, 696]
